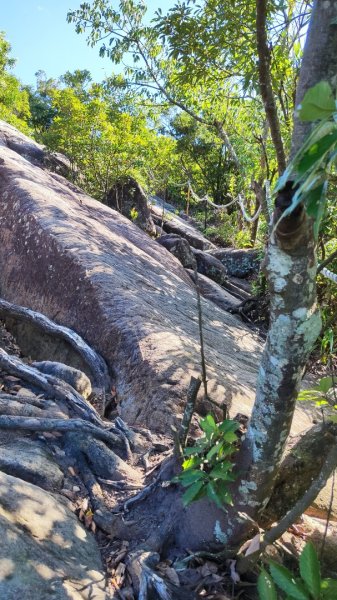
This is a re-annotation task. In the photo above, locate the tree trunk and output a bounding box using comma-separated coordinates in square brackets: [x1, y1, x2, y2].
[234, 0, 337, 523]
[291, 0, 337, 158]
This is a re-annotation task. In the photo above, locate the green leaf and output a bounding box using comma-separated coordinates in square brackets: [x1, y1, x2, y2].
[182, 456, 203, 470]
[206, 441, 223, 461]
[223, 431, 238, 443]
[258, 569, 278, 600]
[206, 481, 223, 508]
[200, 414, 217, 437]
[178, 469, 207, 487]
[182, 480, 204, 506]
[297, 132, 337, 175]
[299, 81, 335, 122]
[299, 542, 321, 598]
[269, 562, 310, 600]
[321, 578, 337, 599]
[317, 377, 333, 393]
[218, 420, 239, 434]
[210, 468, 236, 482]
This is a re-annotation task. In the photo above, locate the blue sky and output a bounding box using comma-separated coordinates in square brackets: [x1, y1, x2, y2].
[1, 0, 175, 86]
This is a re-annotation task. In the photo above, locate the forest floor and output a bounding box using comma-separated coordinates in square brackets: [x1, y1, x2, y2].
[1, 317, 337, 600]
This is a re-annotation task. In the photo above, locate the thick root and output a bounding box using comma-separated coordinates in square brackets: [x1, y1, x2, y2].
[0, 297, 110, 390]
[0, 348, 103, 425]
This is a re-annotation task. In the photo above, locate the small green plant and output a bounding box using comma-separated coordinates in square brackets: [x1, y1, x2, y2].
[174, 414, 239, 508]
[130, 206, 139, 221]
[298, 376, 337, 420]
[258, 541, 337, 599]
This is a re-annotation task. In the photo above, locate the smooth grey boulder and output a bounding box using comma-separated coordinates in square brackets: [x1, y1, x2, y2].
[157, 233, 197, 269]
[151, 202, 215, 251]
[0, 438, 64, 491]
[33, 360, 92, 398]
[0, 471, 106, 599]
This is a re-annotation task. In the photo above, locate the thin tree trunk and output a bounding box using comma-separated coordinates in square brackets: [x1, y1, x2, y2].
[235, 0, 337, 520]
[256, 0, 286, 174]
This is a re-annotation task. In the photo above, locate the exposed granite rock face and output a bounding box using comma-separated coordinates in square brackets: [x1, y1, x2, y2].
[210, 248, 261, 278]
[0, 121, 261, 432]
[157, 233, 197, 269]
[0, 471, 106, 599]
[191, 248, 228, 286]
[151, 200, 216, 251]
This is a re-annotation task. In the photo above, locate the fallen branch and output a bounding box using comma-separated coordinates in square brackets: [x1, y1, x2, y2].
[0, 348, 103, 425]
[0, 297, 109, 389]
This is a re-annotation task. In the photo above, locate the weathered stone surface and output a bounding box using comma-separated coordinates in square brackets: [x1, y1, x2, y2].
[0, 438, 64, 491]
[0, 471, 106, 599]
[33, 360, 92, 399]
[0, 120, 71, 178]
[191, 248, 228, 286]
[106, 176, 156, 235]
[210, 248, 261, 278]
[186, 269, 241, 311]
[151, 201, 216, 251]
[0, 121, 261, 432]
[157, 233, 197, 269]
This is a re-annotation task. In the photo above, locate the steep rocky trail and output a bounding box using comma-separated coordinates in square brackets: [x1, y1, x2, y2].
[0, 120, 261, 431]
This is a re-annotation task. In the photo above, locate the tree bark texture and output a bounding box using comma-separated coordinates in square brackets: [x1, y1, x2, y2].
[291, 0, 337, 157]
[256, 0, 286, 174]
[234, 0, 337, 521]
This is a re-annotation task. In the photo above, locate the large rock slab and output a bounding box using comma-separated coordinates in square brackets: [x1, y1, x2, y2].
[0, 471, 106, 599]
[0, 121, 261, 431]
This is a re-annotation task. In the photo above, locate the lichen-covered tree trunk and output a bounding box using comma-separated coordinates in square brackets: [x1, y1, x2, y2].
[234, 0, 337, 520]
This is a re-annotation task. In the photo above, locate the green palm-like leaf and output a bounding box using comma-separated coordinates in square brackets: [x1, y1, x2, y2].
[269, 562, 310, 600]
[299, 542, 321, 598]
[258, 569, 278, 600]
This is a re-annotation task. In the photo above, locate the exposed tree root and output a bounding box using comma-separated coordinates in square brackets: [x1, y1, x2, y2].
[0, 348, 103, 425]
[0, 414, 125, 450]
[128, 551, 196, 600]
[0, 298, 110, 390]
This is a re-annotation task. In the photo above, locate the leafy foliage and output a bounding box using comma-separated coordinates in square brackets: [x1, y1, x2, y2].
[0, 32, 31, 133]
[274, 81, 337, 237]
[173, 415, 239, 509]
[298, 375, 337, 421]
[258, 542, 337, 600]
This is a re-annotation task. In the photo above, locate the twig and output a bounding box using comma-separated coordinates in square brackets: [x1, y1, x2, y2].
[179, 376, 201, 447]
[193, 267, 208, 400]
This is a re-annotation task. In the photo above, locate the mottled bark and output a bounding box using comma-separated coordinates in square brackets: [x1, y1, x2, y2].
[232, 0, 337, 523]
[237, 205, 321, 514]
[291, 0, 337, 157]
